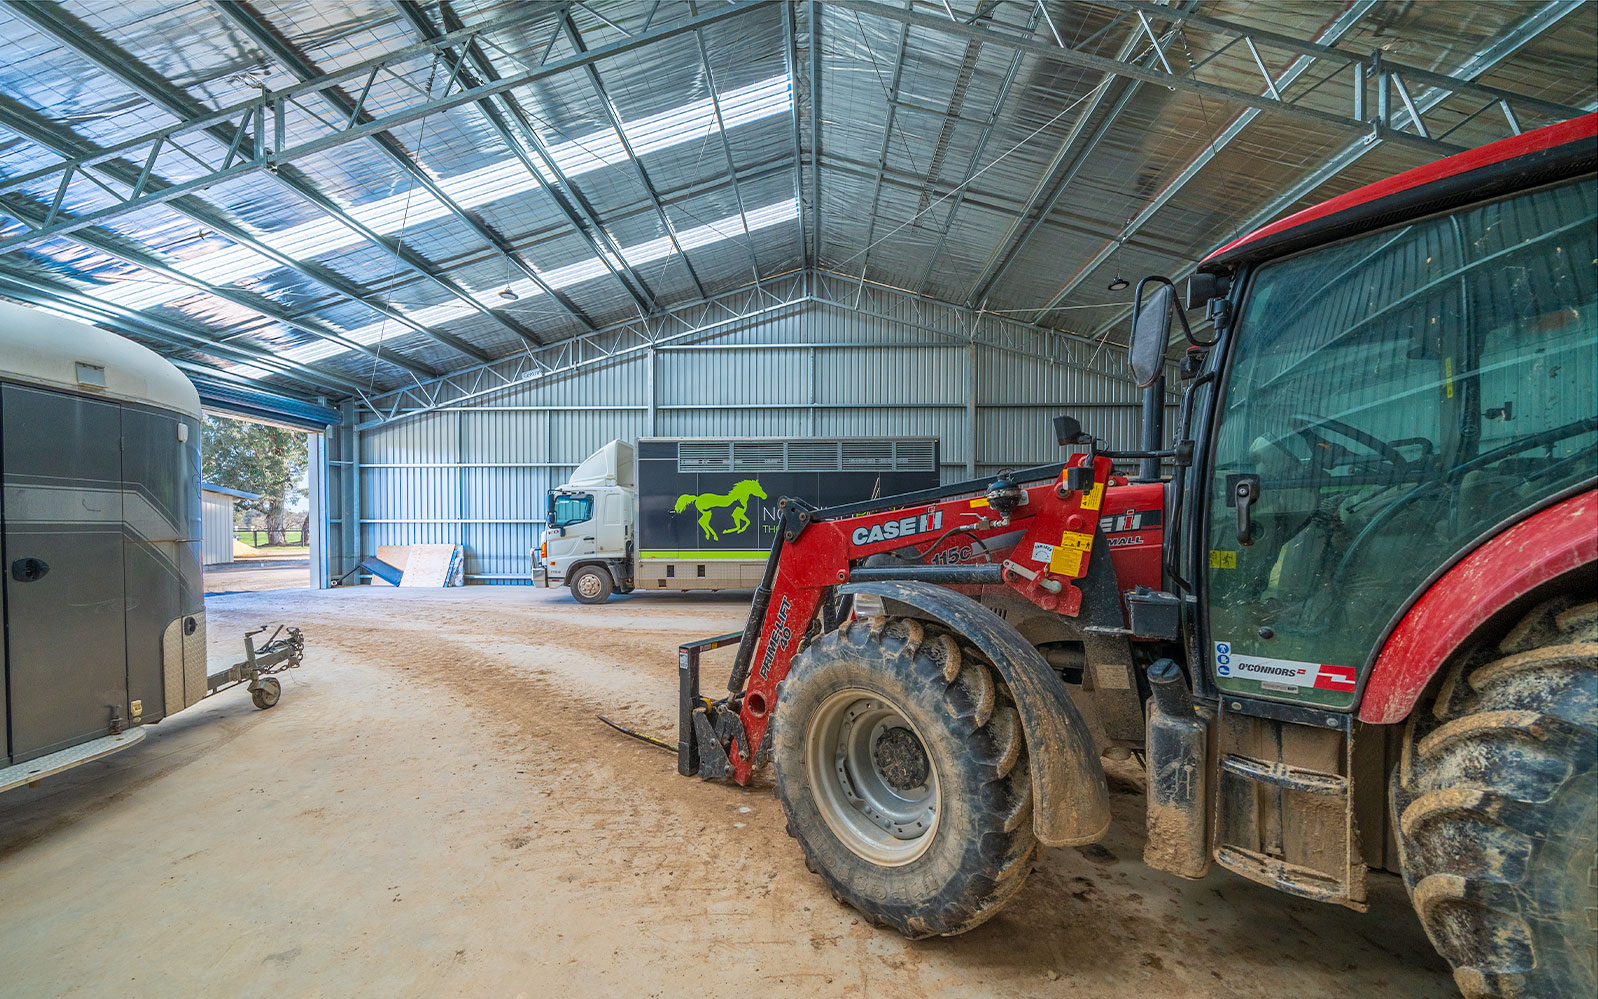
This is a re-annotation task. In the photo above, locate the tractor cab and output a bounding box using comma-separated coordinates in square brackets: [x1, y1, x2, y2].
[1124, 165, 1597, 714]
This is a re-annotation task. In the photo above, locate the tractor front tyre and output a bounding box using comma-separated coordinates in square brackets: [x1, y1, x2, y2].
[569, 566, 613, 605]
[1394, 597, 1597, 999]
[772, 616, 1036, 939]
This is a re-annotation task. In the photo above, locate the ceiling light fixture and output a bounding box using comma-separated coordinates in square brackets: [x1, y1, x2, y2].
[499, 287, 519, 301]
[1107, 234, 1129, 291]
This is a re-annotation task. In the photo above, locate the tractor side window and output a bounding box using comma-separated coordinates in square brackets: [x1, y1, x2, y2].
[551, 493, 594, 528]
[1206, 176, 1597, 708]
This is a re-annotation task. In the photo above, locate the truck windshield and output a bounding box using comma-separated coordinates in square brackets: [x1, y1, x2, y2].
[550, 493, 593, 528]
[1205, 175, 1597, 707]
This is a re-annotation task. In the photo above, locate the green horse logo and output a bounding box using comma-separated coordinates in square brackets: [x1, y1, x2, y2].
[673, 479, 767, 541]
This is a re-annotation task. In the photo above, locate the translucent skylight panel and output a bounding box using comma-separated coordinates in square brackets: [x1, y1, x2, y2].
[279, 197, 799, 366]
[84, 72, 793, 352]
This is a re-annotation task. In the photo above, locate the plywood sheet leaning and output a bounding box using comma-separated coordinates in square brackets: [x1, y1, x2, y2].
[397, 544, 463, 587]
[376, 545, 412, 573]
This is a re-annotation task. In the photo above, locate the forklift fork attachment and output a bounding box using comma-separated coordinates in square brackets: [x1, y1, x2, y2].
[677, 631, 742, 778]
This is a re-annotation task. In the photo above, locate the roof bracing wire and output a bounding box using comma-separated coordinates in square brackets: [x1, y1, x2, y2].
[963, 3, 1189, 309]
[687, 0, 762, 286]
[1, 0, 504, 364]
[827, 0, 1551, 157]
[0, 270, 371, 394]
[911, 2, 1042, 294]
[1036, 0, 1378, 318]
[1084, 0, 1588, 344]
[0, 2, 766, 252]
[399, 0, 661, 315]
[558, 9, 709, 300]
[0, 96, 452, 377]
[850, 2, 916, 291]
[781, 2, 808, 268]
[206, 0, 594, 339]
[0, 93, 452, 380]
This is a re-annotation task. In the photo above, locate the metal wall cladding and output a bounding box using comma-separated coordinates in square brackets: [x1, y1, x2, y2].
[356, 300, 1156, 581]
[659, 347, 809, 408]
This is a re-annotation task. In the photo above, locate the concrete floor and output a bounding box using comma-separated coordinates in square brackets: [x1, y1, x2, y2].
[0, 585, 1455, 997]
[203, 557, 312, 595]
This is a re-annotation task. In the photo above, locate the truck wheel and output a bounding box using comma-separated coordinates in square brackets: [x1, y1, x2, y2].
[772, 616, 1036, 938]
[1393, 597, 1597, 999]
[569, 566, 613, 604]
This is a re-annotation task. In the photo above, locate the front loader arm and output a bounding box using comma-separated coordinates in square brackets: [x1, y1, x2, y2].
[682, 455, 1117, 785]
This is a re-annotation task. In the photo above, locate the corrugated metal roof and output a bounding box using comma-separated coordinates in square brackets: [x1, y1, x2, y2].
[0, 0, 1590, 405]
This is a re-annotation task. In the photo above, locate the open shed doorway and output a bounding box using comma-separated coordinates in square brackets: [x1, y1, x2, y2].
[199, 412, 320, 596]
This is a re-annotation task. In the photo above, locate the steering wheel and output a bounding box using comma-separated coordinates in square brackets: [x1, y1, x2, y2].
[1290, 413, 1409, 475]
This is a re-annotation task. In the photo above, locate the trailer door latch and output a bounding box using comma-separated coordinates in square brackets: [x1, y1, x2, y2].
[11, 557, 49, 582]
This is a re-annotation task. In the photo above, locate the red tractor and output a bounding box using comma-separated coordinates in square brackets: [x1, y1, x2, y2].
[676, 115, 1597, 998]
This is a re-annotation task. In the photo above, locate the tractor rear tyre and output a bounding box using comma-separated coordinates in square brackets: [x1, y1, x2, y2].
[772, 616, 1036, 938]
[1393, 597, 1597, 999]
[569, 566, 613, 605]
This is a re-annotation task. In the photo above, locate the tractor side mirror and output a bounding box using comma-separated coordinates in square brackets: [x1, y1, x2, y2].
[1129, 282, 1174, 389]
[1186, 270, 1230, 311]
[1053, 414, 1092, 446]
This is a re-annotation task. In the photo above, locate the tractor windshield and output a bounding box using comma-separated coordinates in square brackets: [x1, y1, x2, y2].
[1205, 175, 1597, 709]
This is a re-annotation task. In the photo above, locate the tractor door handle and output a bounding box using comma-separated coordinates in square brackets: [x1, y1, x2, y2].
[11, 557, 49, 582]
[1235, 477, 1260, 546]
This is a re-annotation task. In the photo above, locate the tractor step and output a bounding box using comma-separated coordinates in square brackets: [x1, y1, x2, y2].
[1218, 753, 1349, 795]
[1214, 845, 1369, 910]
[1212, 703, 1368, 910]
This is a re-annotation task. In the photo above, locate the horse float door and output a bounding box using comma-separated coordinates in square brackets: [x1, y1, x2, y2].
[1, 384, 130, 763]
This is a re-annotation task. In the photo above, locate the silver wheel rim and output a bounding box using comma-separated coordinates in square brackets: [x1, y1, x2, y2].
[575, 572, 603, 599]
[805, 687, 939, 866]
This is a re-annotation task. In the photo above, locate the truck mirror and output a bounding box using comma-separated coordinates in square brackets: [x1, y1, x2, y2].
[1129, 282, 1173, 388]
[1186, 270, 1230, 310]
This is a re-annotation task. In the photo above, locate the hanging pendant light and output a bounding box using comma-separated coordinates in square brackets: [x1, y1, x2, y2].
[499, 252, 519, 301]
[1106, 235, 1129, 291]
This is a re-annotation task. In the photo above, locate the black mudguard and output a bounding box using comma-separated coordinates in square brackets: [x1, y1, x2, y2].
[839, 580, 1111, 847]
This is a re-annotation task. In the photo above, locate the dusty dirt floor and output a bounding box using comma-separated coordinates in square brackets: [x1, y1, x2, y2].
[0, 585, 1456, 998]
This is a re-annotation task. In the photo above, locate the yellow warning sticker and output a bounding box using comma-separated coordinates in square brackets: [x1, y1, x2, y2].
[1059, 531, 1094, 551]
[970, 497, 989, 508]
[1210, 549, 1237, 569]
[1049, 546, 1085, 576]
[1080, 479, 1106, 511]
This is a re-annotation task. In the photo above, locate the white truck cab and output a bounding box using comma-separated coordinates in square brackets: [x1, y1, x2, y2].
[540, 440, 635, 603]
